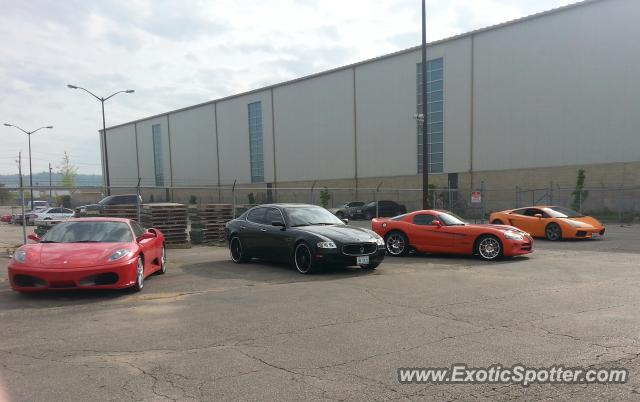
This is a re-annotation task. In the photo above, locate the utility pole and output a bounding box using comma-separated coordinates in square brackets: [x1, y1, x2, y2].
[18, 153, 26, 244]
[49, 163, 53, 201]
[421, 0, 430, 209]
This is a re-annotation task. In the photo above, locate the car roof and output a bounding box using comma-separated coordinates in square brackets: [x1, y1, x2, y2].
[65, 217, 133, 223]
[251, 203, 320, 209]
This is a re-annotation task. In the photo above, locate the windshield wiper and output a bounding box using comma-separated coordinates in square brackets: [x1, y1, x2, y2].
[75, 240, 101, 243]
[40, 240, 59, 243]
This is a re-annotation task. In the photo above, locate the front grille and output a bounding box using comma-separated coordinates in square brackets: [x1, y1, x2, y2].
[342, 243, 377, 256]
[576, 231, 587, 237]
[13, 274, 46, 288]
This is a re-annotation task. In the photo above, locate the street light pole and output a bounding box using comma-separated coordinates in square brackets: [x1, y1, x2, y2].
[4, 123, 53, 208]
[421, 0, 429, 209]
[67, 84, 134, 196]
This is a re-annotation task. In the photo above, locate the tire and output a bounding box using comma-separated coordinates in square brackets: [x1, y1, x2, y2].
[360, 262, 381, 270]
[385, 231, 408, 256]
[132, 256, 144, 292]
[545, 223, 563, 241]
[44, 217, 51, 220]
[475, 235, 503, 261]
[157, 245, 167, 274]
[336, 211, 345, 219]
[230, 236, 250, 263]
[364, 211, 373, 220]
[293, 243, 317, 274]
[491, 219, 504, 225]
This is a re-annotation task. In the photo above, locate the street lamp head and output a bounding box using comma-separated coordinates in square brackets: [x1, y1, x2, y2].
[67, 84, 78, 89]
[3, 123, 12, 127]
[125, 90, 135, 93]
[45, 126, 53, 129]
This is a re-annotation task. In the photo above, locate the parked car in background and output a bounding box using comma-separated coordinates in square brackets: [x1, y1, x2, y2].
[75, 194, 142, 217]
[489, 205, 605, 241]
[12, 207, 48, 225]
[8, 217, 166, 292]
[30, 207, 75, 222]
[1, 214, 12, 223]
[328, 201, 366, 220]
[225, 204, 385, 274]
[361, 200, 407, 220]
[372, 210, 533, 260]
[23, 200, 50, 210]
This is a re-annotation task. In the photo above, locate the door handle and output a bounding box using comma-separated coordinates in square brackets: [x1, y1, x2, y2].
[240, 226, 246, 230]
[260, 229, 267, 232]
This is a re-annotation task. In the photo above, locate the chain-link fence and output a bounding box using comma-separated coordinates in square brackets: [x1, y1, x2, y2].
[2, 182, 639, 223]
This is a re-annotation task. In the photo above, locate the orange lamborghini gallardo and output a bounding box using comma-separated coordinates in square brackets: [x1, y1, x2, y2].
[489, 206, 605, 241]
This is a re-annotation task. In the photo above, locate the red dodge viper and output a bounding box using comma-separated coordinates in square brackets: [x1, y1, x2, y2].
[372, 210, 533, 260]
[8, 218, 166, 292]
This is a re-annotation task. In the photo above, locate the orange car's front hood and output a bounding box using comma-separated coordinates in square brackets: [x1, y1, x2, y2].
[560, 216, 603, 228]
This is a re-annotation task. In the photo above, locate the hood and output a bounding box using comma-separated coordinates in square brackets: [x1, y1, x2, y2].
[296, 225, 378, 243]
[24, 243, 133, 268]
[559, 216, 602, 228]
[481, 224, 529, 234]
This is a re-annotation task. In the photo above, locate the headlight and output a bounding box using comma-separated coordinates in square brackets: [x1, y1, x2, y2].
[14, 250, 27, 263]
[316, 242, 337, 249]
[373, 234, 385, 246]
[108, 249, 133, 261]
[504, 231, 524, 241]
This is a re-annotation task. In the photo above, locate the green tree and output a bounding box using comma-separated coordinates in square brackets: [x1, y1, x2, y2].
[58, 151, 78, 194]
[571, 169, 589, 211]
[0, 184, 13, 204]
[247, 192, 256, 205]
[319, 187, 332, 208]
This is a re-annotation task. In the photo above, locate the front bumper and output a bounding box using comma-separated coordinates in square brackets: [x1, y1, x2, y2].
[314, 247, 386, 267]
[7, 258, 139, 292]
[571, 227, 605, 239]
[503, 236, 534, 257]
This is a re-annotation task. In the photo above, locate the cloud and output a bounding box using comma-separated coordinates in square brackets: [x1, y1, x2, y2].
[0, 0, 576, 175]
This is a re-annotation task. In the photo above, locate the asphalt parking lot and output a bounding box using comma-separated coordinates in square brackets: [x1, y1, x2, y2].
[0, 222, 639, 401]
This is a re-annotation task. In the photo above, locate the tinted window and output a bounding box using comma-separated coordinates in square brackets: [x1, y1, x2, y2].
[545, 207, 583, 218]
[247, 208, 268, 224]
[284, 206, 344, 227]
[130, 221, 146, 237]
[63, 209, 73, 214]
[348, 202, 364, 207]
[523, 208, 544, 217]
[413, 214, 436, 225]
[265, 208, 284, 225]
[41, 221, 133, 243]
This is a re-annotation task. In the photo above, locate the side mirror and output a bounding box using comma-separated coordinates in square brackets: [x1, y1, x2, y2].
[272, 221, 285, 229]
[342, 218, 349, 224]
[27, 233, 40, 242]
[137, 232, 156, 242]
[433, 220, 443, 228]
[534, 214, 543, 219]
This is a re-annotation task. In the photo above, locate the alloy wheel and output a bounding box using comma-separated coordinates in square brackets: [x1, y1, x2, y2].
[385, 233, 406, 256]
[478, 237, 501, 260]
[546, 224, 562, 241]
[294, 244, 313, 274]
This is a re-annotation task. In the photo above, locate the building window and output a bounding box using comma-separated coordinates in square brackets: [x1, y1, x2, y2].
[248, 101, 264, 183]
[152, 124, 164, 186]
[416, 58, 444, 173]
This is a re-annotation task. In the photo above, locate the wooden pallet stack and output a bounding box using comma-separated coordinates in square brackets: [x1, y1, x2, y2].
[188, 204, 233, 244]
[101, 205, 139, 221]
[141, 203, 189, 247]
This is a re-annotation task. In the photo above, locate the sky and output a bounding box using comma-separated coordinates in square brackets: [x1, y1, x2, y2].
[0, 0, 577, 176]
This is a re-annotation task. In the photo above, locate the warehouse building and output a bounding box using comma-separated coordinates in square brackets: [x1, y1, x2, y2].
[102, 0, 640, 206]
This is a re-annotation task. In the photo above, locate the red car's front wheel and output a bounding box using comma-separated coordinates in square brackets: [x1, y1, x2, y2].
[132, 257, 144, 292]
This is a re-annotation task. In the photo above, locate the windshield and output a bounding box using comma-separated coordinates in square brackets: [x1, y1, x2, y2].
[285, 206, 345, 227]
[98, 196, 115, 205]
[545, 207, 584, 218]
[40, 221, 133, 243]
[438, 212, 468, 226]
[349, 202, 365, 207]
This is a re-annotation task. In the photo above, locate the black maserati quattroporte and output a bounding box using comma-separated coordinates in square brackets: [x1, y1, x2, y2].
[224, 204, 386, 274]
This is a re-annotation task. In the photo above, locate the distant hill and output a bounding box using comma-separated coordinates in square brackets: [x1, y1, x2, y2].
[0, 172, 103, 187]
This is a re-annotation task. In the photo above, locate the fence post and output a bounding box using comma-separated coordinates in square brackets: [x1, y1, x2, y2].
[375, 182, 383, 217]
[515, 186, 519, 208]
[618, 187, 623, 224]
[310, 181, 316, 205]
[232, 179, 237, 218]
[18, 152, 26, 245]
[578, 190, 582, 213]
[480, 181, 486, 224]
[136, 178, 142, 223]
[549, 181, 553, 205]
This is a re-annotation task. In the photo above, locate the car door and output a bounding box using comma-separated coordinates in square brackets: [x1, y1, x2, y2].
[261, 207, 290, 262]
[408, 213, 442, 252]
[131, 221, 157, 271]
[507, 208, 536, 233]
[244, 207, 268, 257]
[44, 208, 60, 220]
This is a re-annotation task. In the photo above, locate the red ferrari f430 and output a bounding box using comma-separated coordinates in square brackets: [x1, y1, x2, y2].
[8, 218, 166, 292]
[372, 210, 533, 260]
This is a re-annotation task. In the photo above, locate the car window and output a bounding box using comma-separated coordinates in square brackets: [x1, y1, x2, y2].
[50, 208, 62, 214]
[413, 214, 437, 225]
[523, 208, 544, 217]
[63, 209, 73, 214]
[265, 208, 284, 225]
[130, 221, 146, 237]
[348, 202, 364, 207]
[512, 208, 527, 215]
[247, 207, 268, 225]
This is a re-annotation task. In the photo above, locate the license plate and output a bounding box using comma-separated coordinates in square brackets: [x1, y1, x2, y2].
[356, 209, 361, 213]
[591, 233, 600, 238]
[356, 256, 369, 265]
